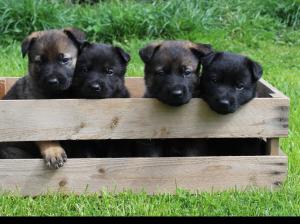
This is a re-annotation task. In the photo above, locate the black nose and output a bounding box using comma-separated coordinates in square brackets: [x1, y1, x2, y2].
[171, 89, 183, 98]
[89, 83, 101, 92]
[48, 78, 59, 85]
[219, 99, 230, 108]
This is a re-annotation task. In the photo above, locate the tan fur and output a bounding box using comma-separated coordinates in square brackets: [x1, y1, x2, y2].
[36, 141, 67, 169]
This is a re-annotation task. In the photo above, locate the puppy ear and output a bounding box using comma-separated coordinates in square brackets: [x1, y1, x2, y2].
[190, 43, 213, 59]
[246, 58, 263, 81]
[201, 52, 222, 67]
[114, 46, 131, 64]
[63, 27, 86, 50]
[21, 31, 42, 58]
[139, 43, 161, 63]
[80, 40, 92, 51]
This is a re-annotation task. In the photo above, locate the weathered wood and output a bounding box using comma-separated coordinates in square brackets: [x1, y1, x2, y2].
[0, 78, 5, 99]
[0, 153, 287, 196]
[267, 138, 280, 155]
[257, 79, 289, 99]
[4, 77, 18, 95]
[0, 97, 289, 141]
[125, 77, 145, 98]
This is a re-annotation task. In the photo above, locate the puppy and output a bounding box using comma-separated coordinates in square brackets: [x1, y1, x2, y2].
[70, 42, 130, 98]
[136, 40, 212, 157]
[139, 40, 212, 106]
[1, 28, 85, 168]
[200, 52, 263, 114]
[64, 42, 133, 158]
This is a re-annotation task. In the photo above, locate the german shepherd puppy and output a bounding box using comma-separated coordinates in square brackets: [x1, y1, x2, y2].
[0, 28, 85, 169]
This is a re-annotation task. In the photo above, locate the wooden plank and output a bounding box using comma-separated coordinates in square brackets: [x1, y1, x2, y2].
[0, 155, 287, 196]
[0, 78, 5, 99]
[125, 77, 145, 98]
[0, 97, 289, 141]
[257, 79, 289, 99]
[5, 78, 16, 95]
[267, 138, 279, 155]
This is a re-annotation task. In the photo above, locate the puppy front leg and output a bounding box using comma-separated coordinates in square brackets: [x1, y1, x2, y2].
[36, 141, 67, 169]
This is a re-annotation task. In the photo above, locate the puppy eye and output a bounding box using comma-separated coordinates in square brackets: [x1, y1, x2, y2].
[236, 83, 245, 90]
[106, 68, 114, 76]
[58, 54, 71, 65]
[155, 70, 164, 76]
[210, 77, 217, 83]
[183, 69, 192, 77]
[34, 57, 41, 63]
[61, 57, 71, 64]
[33, 55, 43, 64]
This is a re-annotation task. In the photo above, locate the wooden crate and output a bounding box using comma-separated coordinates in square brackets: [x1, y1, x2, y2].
[0, 77, 289, 195]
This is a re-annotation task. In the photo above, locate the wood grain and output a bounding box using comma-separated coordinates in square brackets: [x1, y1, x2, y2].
[0, 97, 289, 141]
[0, 153, 287, 195]
[267, 138, 280, 155]
[125, 77, 145, 98]
[0, 78, 5, 99]
[257, 79, 289, 99]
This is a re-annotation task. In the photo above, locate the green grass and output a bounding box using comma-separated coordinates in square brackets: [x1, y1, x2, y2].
[0, 0, 299, 216]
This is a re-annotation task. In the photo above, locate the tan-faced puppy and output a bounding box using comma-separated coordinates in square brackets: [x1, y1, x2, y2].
[1, 28, 85, 169]
[136, 40, 212, 157]
[139, 40, 212, 106]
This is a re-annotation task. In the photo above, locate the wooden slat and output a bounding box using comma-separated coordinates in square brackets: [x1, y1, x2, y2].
[267, 138, 279, 155]
[0, 78, 5, 99]
[0, 97, 289, 141]
[0, 153, 287, 196]
[257, 79, 289, 99]
[4, 77, 18, 95]
[125, 77, 145, 98]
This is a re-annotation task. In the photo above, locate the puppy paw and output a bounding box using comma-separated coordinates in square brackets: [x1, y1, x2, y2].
[43, 146, 67, 169]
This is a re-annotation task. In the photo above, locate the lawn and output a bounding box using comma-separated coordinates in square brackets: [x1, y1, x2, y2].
[0, 0, 299, 216]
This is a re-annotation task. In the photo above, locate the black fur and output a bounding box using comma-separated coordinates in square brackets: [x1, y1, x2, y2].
[200, 52, 263, 114]
[64, 42, 132, 158]
[70, 42, 130, 99]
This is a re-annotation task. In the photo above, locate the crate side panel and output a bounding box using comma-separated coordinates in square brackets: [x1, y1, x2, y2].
[125, 77, 145, 98]
[0, 78, 5, 99]
[0, 98, 289, 141]
[0, 155, 287, 195]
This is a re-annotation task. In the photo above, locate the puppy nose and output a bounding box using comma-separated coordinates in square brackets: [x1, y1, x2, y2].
[219, 99, 230, 108]
[48, 78, 59, 85]
[171, 89, 183, 97]
[90, 83, 101, 92]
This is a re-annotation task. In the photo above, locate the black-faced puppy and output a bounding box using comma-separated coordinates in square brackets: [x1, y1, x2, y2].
[1, 28, 85, 169]
[65, 42, 132, 158]
[139, 40, 212, 106]
[200, 52, 263, 114]
[70, 42, 130, 98]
